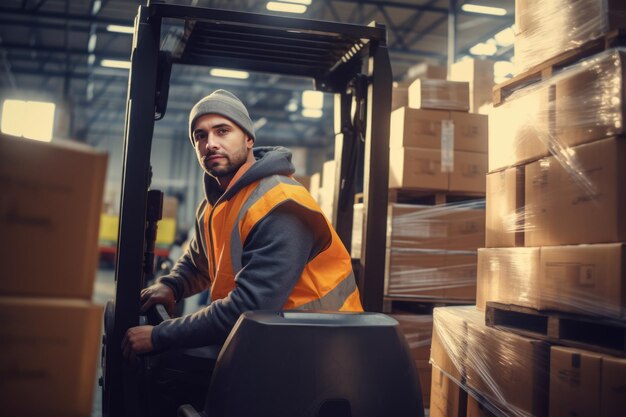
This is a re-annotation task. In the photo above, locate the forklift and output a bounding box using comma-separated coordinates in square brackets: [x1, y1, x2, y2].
[100, 2, 424, 416]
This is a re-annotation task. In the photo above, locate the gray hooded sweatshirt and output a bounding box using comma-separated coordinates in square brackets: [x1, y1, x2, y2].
[152, 146, 331, 350]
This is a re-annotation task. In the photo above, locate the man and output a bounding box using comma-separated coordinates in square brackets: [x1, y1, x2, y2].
[122, 90, 362, 359]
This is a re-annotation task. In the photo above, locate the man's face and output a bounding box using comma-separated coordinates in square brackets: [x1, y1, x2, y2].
[192, 114, 253, 178]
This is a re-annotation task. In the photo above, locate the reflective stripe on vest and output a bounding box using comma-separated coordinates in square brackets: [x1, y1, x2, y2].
[229, 175, 301, 273]
[205, 174, 363, 312]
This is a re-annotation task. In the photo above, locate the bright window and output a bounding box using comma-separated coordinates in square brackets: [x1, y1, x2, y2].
[1, 99, 55, 142]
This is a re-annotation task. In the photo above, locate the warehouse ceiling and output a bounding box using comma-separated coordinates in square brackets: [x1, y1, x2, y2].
[0, 0, 514, 150]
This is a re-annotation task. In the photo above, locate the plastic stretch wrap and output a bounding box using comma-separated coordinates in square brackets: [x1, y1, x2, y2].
[514, 0, 626, 73]
[352, 201, 484, 299]
[431, 306, 550, 417]
[386, 249, 477, 299]
[477, 244, 626, 319]
[352, 200, 485, 256]
[393, 314, 433, 360]
[490, 48, 626, 173]
[488, 49, 626, 248]
[392, 314, 434, 405]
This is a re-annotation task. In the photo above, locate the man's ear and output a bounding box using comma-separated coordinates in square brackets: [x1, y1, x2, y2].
[246, 135, 254, 149]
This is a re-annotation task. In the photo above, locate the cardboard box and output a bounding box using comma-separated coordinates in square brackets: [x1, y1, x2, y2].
[352, 203, 485, 256]
[430, 369, 467, 417]
[476, 247, 541, 311]
[540, 243, 626, 319]
[0, 135, 107, 299]
[555, 49, 626, 148]
[450, 111, 488, 153]
[392, 81, 411, 111]
[389, 146, 448, 190]
[485, 167, 524, 247]
[393, 314, 433, 360]
[515, 0, 626, 71]
[320, 160, 337, 220]
[0, 297, 103, 417]
[390, 107, 449, 149]
[466, 313, 549, 417]
[449, 58, 495, 113]
[525, 137, 626, 246]
[601, 356, 626, 417]
[488, 84, 550, 171]
[386, 250, 476, 300]
[408, 79, 470, 112]
[406, 62, 448, 81]
[431, 306, 469, 381]
[416, 359, 432, 409]
[309, 172, 321, 204]
[549, 346, 602, 417]
[387, 204, 485, 251]
[448, 151, 487, 193]
[392, 314, 434, 407]
[390, 108, 488, 153]
[467, 396, 497, 417]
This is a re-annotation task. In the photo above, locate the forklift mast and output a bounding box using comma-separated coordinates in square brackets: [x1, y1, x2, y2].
[104, 2, 392, 416]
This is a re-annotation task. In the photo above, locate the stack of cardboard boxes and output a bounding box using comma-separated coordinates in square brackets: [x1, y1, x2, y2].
[0, 134, 107, 416]
[351, 201, 484, 302]
[388, 71, 488, 192]
[383, 62, 491, 302]
[514, 0, 626, 73]
[430, 2, 626, 416]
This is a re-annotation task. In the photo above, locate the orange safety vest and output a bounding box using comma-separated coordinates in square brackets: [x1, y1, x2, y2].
[203, 174, 363, 312]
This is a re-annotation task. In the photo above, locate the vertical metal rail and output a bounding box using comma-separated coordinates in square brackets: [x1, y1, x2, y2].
[360, 29, 392, 312]
[333, 90, 356, 249]
[107, 5, 160, 416]
[447, 0, 458, 70]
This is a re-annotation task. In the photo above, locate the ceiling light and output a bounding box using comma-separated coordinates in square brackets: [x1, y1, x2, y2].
[461, 4, 507, 16]
[100, 59, 131, 69]
[106, 24, 134, 34]
[209, 68, 250, 79]
[469, 42, 497, 56]
[302, 108, 323, 118]
[286, 100, 298, 112]
[254, 117, 268, 131]
[266, 2, 307, 14]
[302, 90, 324, 109]
[88, 33, 97, 52]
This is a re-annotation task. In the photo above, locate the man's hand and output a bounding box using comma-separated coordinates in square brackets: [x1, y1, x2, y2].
[121, 325, 155, 361]
[140, 282, 176, 315]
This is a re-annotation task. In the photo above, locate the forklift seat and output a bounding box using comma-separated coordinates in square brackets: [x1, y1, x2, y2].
[179, 310, 424, 417]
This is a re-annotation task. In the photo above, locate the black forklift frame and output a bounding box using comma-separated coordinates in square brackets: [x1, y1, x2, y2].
[105, 2, 392, 416]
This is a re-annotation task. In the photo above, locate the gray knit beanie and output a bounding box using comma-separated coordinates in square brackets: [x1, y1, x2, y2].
[188, 89, 255, 144]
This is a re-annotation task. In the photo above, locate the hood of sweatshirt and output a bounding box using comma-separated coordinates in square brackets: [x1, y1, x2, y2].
[203, 146, 295, 205]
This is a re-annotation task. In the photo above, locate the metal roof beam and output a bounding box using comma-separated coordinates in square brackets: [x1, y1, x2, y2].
[0, 5, 132, 26]
[31, 0, 48, 12]
[1, 41, 129, 60]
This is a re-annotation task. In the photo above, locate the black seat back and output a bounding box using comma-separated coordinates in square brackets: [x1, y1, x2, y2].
[204, 311, 424, 417]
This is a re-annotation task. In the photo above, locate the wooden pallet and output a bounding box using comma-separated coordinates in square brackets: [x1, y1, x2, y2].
[383, 295, 475, 314]
[388, 188, 485, 205]
[485, 302, 626, 357]
[493, 29, 626, 106]
[355, 189, 485, 205]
